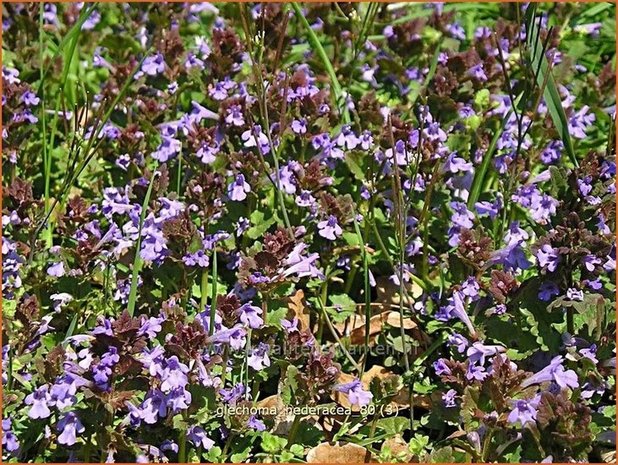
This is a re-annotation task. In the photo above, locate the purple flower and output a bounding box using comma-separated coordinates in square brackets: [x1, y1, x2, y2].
[140, 390, 168, 424]
[278, 163, 298, 194]
[247, 415, 266, 431]
[220, 383, 245, 404]
[536, 244, 559, 272]
[185, 52, 205, 71]
[580, 344, 598, 364]
[466, 342, 505, 366]
[447, 291, 477, 337]
[447, 333, 469, 353]
[383, 140, 408, 166]
[317, 215, 343, 240]
[577, 176, 593, 196]
[141, 53, 166, 76]
[468, 63, 487, 81]
[241, 125, 270, 154]
[475, 200, 501, 219]
[210, 326, 247, 350]
[182, 250, 210, 268]
[584, 278, 602, 290]
[492, 304, 507, 316]
[442, 389, 457, 408]
[167, 387, 192, 412]
[92, 346, 119, 390]
[189, 101, 218, 123]
[282, 243, 323, 279]
[335, 125, 360, 150]
[450, 202, 474, 229]
[248, 342, 270, 371]
[92, 317, 113, 336]
[225, 104, 245, 127]
[433, 358, 451, 376]
[447, 22, 465, 40]
[538, 281, 559, 301]
[504, 221, 529, 245]
[507, 398, 539, 426]
[574, 22, 602, 37]
[151, 136, 181, 162]
[334, 378, 373, 407]
[540, 140, 562, 164]
[291, 119, 307, 134]
[3, 66, 20, 84]
[209, 81, 228, 100]
[187, 426, 214, 450]
[487, 240, 531, 272]
[25, 385, 52, 419]
[21, 91, 40, 106]
[138, 316, 164, 339]
[460, 276, 480, 300]
[568, 105, 595, 139]
[47, 262, 66, 277]
[238, 303, 264, 329]
[443, 152, 473, 174]
[281, 317, 299, 333]
[50, 375, 81, 409]
[582, 254, 601, 272]
[2, 418, 19, 452]
[161, 356, 190, 392]
[57, 412, 85, 446]
[228, 174, 251, 201]
[521, 356, 579, 389]
[466, 363, 488, 381]
[566, 288, 584, 301]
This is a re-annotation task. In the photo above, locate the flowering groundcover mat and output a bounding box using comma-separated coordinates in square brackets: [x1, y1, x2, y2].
[1, 2, 616, 463]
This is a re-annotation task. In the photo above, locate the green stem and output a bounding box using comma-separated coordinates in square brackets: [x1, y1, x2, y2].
[178, 427, 187, 463]
[177, 152, 183, 194]
[317, 297, 361, 372]
[209, 247, 218, 336]
[291, 2, 350, 124]
[352, 215, 371, 377]
[200, 266, 209, 312]
[287, 415, 301, 447]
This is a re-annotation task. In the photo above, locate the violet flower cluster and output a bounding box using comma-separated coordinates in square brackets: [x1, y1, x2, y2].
[1, 2, 615, 463]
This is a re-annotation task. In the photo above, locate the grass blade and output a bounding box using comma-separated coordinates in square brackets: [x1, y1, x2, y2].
[467, 110, 513, 208]
[291, 3, 369, 182]
[525, 5, 578, 167]
[127, 168, 158, 316]
[291, 2, 350, 124]
[37, 4, 97, 94]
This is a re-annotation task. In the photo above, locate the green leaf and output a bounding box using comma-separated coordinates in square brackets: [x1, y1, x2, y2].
[266, 304, 289, 329]
[473, 89, 491, 110]
[409, 434, 430, 456]
[511, 277, 563, 352]
[525, 4, 578, 167]
[280, 365, 299, 405]
[204, 447, 222, 462]
[376, 416, 410, 435]
[230, 447, 252, 463]
[429, 446, 455, 463]
[260, 432, 287, 454]
[246, 210, 276, 240]
[328, 294, 356, 323]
